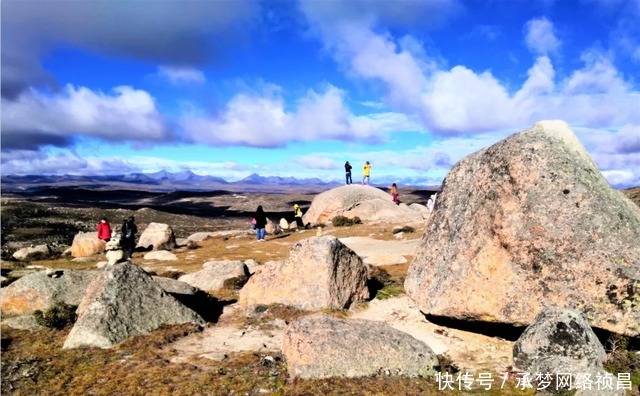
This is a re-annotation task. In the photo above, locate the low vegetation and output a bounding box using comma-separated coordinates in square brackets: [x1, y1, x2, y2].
[331, 215, 362, 227]
[604, 334, 640, 388]
[393, 225, 415, 234]
[33, 302, 77, 330]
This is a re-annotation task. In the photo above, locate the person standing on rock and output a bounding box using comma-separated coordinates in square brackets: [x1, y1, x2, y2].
[390, 183, 399, 205]
[254, 205, 267, 242]
[294, 204, 305, 228]
[362, 161, 372, 185]
[345, 161, 353, 185]
[97, 217, 112, 242]
[121, 216, 138, 258]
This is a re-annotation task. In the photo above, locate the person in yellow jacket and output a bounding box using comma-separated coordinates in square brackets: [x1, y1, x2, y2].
[362, 161, 372, 185]
[293, 204, 304, 228]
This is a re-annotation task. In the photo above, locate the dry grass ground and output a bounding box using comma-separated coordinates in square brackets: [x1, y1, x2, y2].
[3, 187, 639, 395]
[1, 321, 540, 396]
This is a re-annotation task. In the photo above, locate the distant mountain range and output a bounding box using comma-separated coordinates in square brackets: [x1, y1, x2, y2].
[0, 171, 339, 193]
[1, 171, 441, 193]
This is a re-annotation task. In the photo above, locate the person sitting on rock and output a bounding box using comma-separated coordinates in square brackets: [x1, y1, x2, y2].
[293, 204, 305, 228]
[97, 217, 112, 242]
[121, 216, 138, 258]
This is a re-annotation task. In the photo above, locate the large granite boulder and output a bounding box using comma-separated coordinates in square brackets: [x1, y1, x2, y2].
[303, 185, 422, 224]
[63, 262, 204, 349]
[12, 244, 52, 261]
[178, 261, 248, 291]
[239, 236, 369, 311]
[71, 232, 106, 257]
[137, 222, 176, 251]
[282, 313, 439, 379]
[405, 120, 640, 336]
[1, 270, 97, 315]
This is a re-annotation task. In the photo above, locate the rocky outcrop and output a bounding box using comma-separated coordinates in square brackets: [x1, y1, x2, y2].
[137, 222, 176, 250]
[282, 313, 439, 379]
[1, 270, 97, 315]
[178, 260, 248, 291]
[12, 244, 52, 261]
[71, 232, 106, 257]
[64, 262, 204, 349]
[513, 307, 615, 393]
[239, 236, 369, 311]
[405, 120, 640, 336]
[303, 185, 423, 224]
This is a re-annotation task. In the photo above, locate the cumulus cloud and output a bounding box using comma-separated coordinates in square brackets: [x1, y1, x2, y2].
[1, 85, 171, 150]
[157, 66, 206, 85]
[1, 0, 257, 96]
[0, 151, 137, 176]
[299, 6, 640, 134]
[181, 84, 421, 147]
[524, 17, 561, 54]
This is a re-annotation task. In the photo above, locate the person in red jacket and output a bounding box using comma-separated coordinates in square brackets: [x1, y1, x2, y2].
[97, 217, 112, 242]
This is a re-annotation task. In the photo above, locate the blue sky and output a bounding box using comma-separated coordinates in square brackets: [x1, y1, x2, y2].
[2, 0, 639, 188]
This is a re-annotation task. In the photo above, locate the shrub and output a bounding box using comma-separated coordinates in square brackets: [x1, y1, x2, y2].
[392, 226, 415, 234]
[332, 215, 362, 227]
[33, 302, 77, 329]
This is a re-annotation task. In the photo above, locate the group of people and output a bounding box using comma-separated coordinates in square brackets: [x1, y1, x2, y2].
[344, 161, 372, 185]
[96, 216, 138, 259]
[251, 203, 306, 242]
[344, 160, 400, 205]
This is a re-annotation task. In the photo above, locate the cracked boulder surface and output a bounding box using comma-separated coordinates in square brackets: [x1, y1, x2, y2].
[405, 120, 640, 336]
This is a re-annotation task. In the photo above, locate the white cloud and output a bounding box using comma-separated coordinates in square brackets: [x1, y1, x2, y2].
[181, 84, 420, 147]
[524, 17, 561, 55]
[158, 66, 206, 84]
[1, 85, 171, 150]
[0, 152, 136, 176]
[299, 8, 640, 135]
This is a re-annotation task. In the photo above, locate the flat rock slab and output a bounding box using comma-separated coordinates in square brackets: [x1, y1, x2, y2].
[349, 296, 514, 374]
[169, 325, 284, 363]
[339, 237, 419, 265]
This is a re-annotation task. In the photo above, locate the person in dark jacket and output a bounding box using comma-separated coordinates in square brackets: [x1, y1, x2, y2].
[121, 216, 138, 258]
[345, 161, 353, 185]
[254, 205, 267, 242]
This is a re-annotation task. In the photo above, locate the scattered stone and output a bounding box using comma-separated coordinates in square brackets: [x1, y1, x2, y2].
[405, 120, 640, 336]
[513, 307, 606, 371]
[282, 313, 439, 379]
[179, 261, 248, 292]
[96, 261, 108, 268]
[279, 218, 289, 230]
[239, 236, 369, 311]
[137, 222, 176, 251]
[513, 307, 616, 394]
[106, 250, 125, 265]
[244, 259, 260, 275]
[71, 232, 106, 257]
[63, 261, 204, 349]
[152, 276, 198, 296]
[12, 244, 52, 261]
[266, 220, 277, 234]
[1, 270, 97, 315]
[143, 250, 178, 261]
